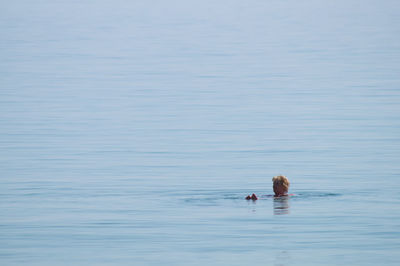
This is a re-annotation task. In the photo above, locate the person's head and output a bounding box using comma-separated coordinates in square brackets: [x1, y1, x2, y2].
[272, 175, 290, 196]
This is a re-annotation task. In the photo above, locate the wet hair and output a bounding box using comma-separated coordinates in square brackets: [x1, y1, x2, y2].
[272, 175, 290, 194]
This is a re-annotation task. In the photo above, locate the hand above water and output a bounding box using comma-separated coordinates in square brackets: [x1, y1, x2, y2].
[245, 193, 258, 200]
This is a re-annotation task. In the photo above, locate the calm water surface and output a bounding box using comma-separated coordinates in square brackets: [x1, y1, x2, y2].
[1, 0, 400, 265]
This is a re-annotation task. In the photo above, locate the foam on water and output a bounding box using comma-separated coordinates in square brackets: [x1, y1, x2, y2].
[183, 191, 340, 202]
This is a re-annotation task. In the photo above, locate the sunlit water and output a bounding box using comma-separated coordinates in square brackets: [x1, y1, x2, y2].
[1, 0, 400, 265]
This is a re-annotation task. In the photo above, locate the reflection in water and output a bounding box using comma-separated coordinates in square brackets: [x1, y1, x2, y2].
[273, 197, 290, 215]
[274, 250, 291, 266]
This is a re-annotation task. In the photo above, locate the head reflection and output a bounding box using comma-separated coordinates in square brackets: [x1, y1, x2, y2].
[273, 196, 290, 215]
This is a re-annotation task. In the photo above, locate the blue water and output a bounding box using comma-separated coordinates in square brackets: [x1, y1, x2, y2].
[1, 0, 400, 265]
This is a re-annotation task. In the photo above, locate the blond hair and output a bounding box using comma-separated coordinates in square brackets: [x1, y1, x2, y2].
[272, 175, 290, 193]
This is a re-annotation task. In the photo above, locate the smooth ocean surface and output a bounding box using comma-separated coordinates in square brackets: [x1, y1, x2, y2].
[1, 0, 400, 265]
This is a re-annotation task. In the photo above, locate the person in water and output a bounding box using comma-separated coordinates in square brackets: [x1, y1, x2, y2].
[246, 175, 290, 200]
[272, 175, 290, 197]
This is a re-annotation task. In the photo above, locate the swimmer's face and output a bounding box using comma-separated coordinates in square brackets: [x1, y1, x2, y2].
[273, 184, 288, 196]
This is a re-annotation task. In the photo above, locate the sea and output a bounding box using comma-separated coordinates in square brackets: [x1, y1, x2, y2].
[1, 0, 399, 265]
